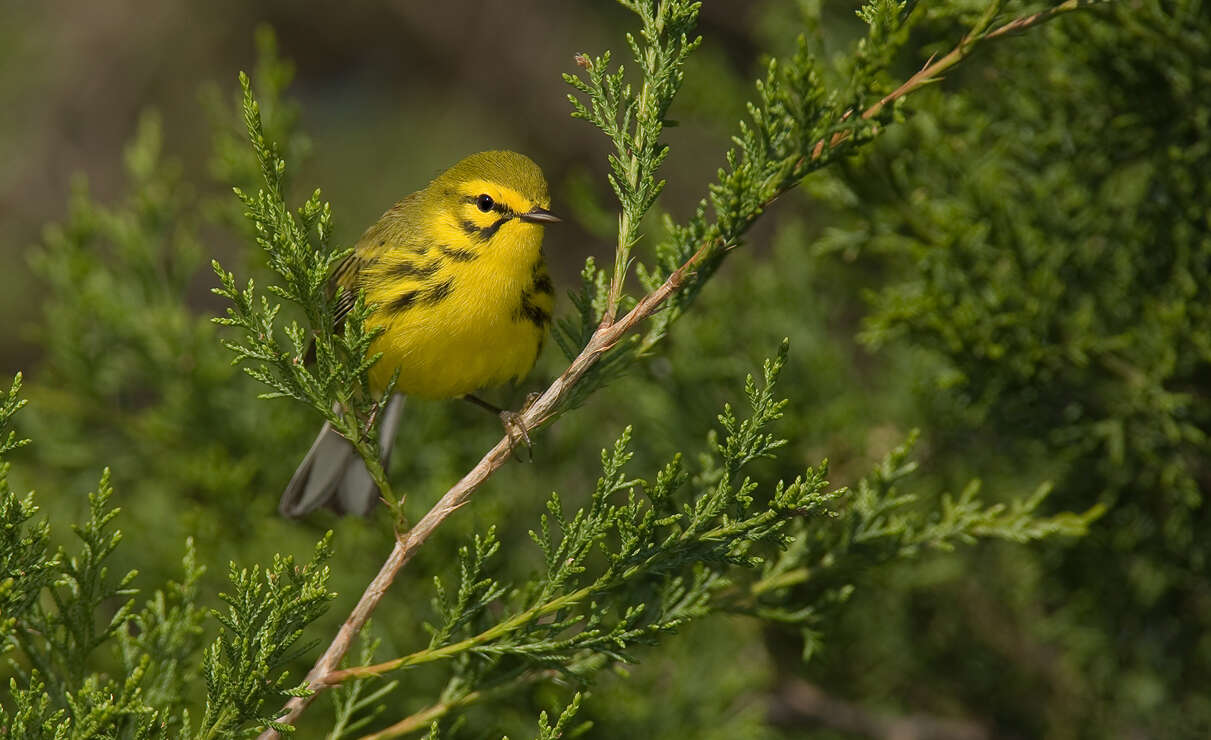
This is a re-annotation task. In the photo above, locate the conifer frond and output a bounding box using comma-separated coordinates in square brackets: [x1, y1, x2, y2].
[211, 73, 398, 510]
[199, 534, 337, 736]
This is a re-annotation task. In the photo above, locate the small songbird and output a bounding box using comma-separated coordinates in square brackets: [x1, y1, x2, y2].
[280, 151, 559, 517]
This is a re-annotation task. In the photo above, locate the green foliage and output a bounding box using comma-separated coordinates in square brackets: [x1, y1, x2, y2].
[212, 72, 399, 514]
[0, 375, 52, 640]
[563, 0, 701, 316]
[801, 0, 1211, 734]
[0, 374, 29, 458]
[419, 694, 584, 740]
[21, 84, 301, 550]
[340, 342, 1088, 736]
[556, 0, 910, 402]
[119, 539, 207, 735]
[4, 30, 366, 739]
[530, 694, 585, 740]
[555, 0, 705, 407]
[200, 536, 336, 736]
[27, 471, 137, 695]
[755, 433, 1099, 661]
[2, 1, 1142, 739]
[1, 381, 178, 737]
[0, 377, 337, 737]
[407, 342, 835, 678]
[326, 631, 399, 740]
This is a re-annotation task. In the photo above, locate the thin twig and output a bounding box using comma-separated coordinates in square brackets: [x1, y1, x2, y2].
[831, 0, 1102, 151]
[327, 583, 596, 683]
[259, 5, 1098, 735]
[356, 670, 560, 740]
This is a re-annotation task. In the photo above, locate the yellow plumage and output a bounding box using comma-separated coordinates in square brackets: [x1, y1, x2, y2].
[280, 150, 558, 517]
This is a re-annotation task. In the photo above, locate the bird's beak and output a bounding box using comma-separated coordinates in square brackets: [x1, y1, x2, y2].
[519, 207, 561, 224]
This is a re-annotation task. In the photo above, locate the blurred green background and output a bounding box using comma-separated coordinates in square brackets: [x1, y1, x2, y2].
[3, 0, 1209, 738]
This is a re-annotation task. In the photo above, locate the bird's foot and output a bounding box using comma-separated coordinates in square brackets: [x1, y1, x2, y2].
[520, 391, 542, 413]
[500, 409, 533, 461]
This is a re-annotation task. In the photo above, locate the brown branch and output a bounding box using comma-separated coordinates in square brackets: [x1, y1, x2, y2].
[769, 679, 990, 740]
[259, 4, 1101, 735]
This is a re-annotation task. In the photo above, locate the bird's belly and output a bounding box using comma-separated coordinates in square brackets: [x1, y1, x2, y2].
[366, 291, 542, 399]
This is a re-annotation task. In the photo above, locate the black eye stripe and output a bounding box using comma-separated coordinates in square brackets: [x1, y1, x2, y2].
[459, 217, 510, 243]
[479, 217, 508, 241]
[462, 194, 514, 216]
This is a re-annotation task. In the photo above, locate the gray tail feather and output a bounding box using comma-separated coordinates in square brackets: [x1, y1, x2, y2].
[278, 395, 406, 518]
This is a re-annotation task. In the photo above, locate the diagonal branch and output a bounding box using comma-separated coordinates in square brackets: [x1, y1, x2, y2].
[259, 4, 1100, 735]
[260, 242, 711, 736]
[830, 0, 1105, 152]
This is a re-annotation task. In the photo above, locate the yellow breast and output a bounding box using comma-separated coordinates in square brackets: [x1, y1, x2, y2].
[360, 216, 553, 399]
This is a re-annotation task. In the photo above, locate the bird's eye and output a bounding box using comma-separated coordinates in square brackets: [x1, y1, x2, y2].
[476, 194, 494, 212]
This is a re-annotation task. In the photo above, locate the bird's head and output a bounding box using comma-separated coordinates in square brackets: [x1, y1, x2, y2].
[426, 150, 559, 261]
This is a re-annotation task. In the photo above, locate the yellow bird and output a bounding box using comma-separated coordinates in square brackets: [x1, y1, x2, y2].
[280, 151, 559, 517]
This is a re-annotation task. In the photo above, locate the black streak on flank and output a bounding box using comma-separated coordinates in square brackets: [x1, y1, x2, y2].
[391, 290, 419, 314]
[532, 272, 554, 295]
[515, 293, 551, 328]
[527, 259, 555, 296]
[440, 245, 479, 262]
[389, 260, 441, 279]
[390, 278, 455, 315]
[426, 278, 454, 304]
